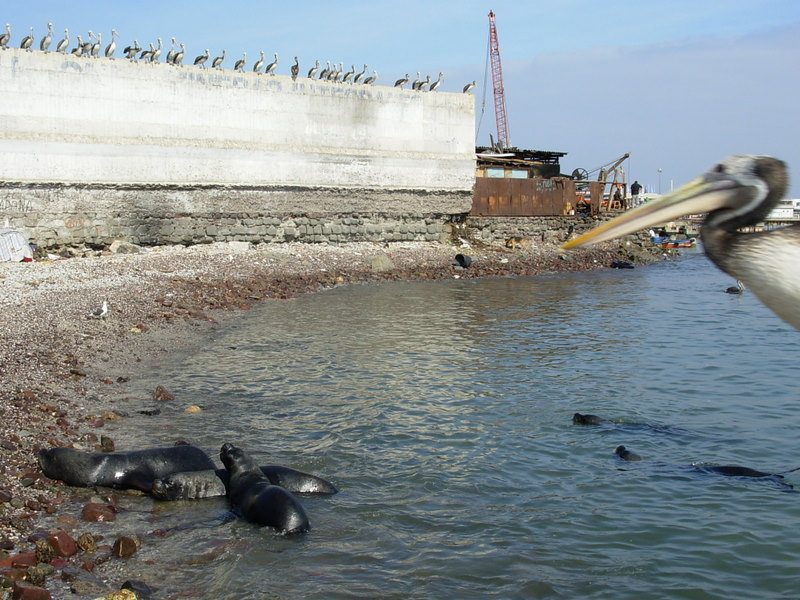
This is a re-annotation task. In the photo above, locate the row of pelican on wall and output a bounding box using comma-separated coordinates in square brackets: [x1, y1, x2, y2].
[0, 22, 476, 92]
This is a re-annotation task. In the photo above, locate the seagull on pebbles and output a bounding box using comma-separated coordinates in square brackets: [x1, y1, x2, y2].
[87, 300, 108, 319]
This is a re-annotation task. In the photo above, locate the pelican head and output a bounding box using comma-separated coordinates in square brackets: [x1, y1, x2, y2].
[564, 155, 796, 328]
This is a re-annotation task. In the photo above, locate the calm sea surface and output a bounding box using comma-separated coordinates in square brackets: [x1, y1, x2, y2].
[91, 248, 800, 599]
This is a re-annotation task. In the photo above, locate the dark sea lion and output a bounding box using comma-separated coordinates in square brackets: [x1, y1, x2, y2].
[614, 445, 643, 461]
[38, 445, 216, 492]
[572, 413, 608, 425]
[220, 443, 310, 534]
[152, 465, 338, 500]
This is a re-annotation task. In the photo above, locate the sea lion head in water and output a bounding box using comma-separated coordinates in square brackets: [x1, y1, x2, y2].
[614, 445, 643, 462]
[572, 413, 608, 425]
[220, 443, 310, 534]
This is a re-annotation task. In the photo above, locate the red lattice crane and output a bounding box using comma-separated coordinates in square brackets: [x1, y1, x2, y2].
[488, 10, 510, 150]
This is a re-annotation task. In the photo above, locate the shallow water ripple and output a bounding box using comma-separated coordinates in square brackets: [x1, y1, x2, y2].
[102, 250, 800, 599]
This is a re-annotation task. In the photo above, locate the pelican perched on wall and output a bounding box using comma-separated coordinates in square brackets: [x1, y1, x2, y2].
[341, 64, 355, 83]
[353, 64, 368, 83]
[363, 70, 377, 84]
[291, 56, 300, 80]
[211, 49, 226, 69]
[81, 31, 94, 55]
[194, 48, 209, 67]
[91, 32, 101, 57]
[253, 51, 265, 73]
[139, 43, 155, 61]
[264, 52, 278, 75]
[411, 72, 421, 90]
[123, 39, 140, 59]
[307, 59, 320, 78]
[172, 43, 185, 65]
[165, 37, 177, 64]
[71, 35, 84, 56]
[463, 80, 476, 93]
[428, 71, 444, 92]
[319, 61, 331, 79]
[104, 29, 118, 57]
[39, 22, 53, 52]
[20, 27, 34, 51]
[0, 24, 11, 49]
[417, 74, 431, 91]
[55, 28, 69, 53]
[394, 74, 409, 88]
[562, 155, 799, 330]
[234, 52, 246, 71]
[150, 38, 163, 62]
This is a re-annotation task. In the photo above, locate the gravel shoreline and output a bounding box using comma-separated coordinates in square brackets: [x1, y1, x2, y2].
[0, 238, 662, 598]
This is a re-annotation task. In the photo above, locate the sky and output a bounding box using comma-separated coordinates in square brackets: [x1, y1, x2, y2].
[4, 0, 800, 196]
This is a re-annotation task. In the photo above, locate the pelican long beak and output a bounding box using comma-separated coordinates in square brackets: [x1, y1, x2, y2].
[562, 173, 747, 249]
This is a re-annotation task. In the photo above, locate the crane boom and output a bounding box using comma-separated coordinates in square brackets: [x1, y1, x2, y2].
[488, 11, 510, 150]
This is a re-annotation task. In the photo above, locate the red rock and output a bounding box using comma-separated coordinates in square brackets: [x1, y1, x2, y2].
[49, 558, 67, 570]
[112, 536, 139, 559]
[10, 552, 37, 568]
[81, 503, 115, 522]
[47, 530, 77, 557]
[12, 581, 52, 600]
[0, 566, 27, 581]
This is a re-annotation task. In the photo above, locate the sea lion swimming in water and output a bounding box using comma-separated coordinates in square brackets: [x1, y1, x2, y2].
[220, 443, 310, 534]
[38, 445, 216, 492]
[613, 445, 643, 461]
[151, 464, 338, 500]
[573, 413, 609, 425]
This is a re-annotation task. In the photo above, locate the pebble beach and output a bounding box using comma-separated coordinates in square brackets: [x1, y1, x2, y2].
[0, 238, 659, 598]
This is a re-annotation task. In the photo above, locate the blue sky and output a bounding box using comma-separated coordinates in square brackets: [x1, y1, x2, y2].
[4, 1, 800, 195]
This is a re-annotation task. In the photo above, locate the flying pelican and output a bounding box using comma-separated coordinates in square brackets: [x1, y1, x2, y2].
[71, 35, 84, 56]
[363, 70, 377, 84]
[39, 22, 53, 52]
[319, 61, 331, 79]
[55, 28, 69, 53]
[0, 24, 11, 49]
[20, 27, 34, 51]
[394, 74, 409, 88]
[264, 52, 278, 75]
[463, 80, 476, 93]
[165, 37, 177, 64]
[307, 59, 320, 78]
[725, 280, 746, 295]
[211, 49, 226, 69]
[341, 64, 355, 83]
[253, 51, 265, 73]
[123, 39, 140, 59]
[234, 52, 246, 71]
[172, 43, 185, 65]
[291, 56, 300, 80]
[104, 29, 118, 57]
[91, 32, 101, 57]
[428, 72, 444, 92]
[353, 64, 368, 83]
[563, 155, 799, 330]
[150, 38, 162, 62]
[411, 72, 421, 90]
[194, 48, 209, 67]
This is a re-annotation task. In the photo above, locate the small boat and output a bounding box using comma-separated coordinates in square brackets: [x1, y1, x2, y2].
[660, 238, 696, 248]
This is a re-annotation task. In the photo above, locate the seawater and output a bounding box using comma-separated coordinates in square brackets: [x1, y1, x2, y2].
[93, 249, 800, 600]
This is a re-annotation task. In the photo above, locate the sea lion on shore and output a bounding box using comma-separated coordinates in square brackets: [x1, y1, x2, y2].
[38, 445, 216, 492]
[220, 443, 310, 534]
[151, 464, 338, 500]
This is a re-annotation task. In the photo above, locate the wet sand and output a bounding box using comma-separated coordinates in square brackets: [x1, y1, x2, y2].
[0, 238, 663, 596]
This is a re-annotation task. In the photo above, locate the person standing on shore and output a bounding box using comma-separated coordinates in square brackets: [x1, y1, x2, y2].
[630, 180, 642, 206]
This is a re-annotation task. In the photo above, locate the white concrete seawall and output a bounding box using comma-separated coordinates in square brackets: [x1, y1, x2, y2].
[0, 48, 475, 247]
